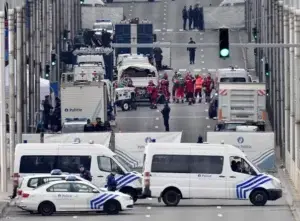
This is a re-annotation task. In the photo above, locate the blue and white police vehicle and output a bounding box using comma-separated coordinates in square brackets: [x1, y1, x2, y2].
[17, 176, 133, 215]
[14, 143, 143, 203]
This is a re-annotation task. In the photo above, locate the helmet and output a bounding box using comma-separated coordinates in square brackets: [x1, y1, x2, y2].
[163, 73, 168, 79]
[149, 80, 153, 85]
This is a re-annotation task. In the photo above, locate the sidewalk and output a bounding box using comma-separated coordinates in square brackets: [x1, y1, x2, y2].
[0, 192, 11, 218]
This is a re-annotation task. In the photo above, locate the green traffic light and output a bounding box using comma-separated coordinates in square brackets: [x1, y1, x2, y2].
[52, 61, 56, 66]
[220, 48, 229, 57]
[266, 72, 269, 76]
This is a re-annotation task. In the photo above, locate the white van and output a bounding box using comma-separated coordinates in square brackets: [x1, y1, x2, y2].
[14, 143, 142, 202]
[142, 143, 282, 206]
[215, 67, 252, 86]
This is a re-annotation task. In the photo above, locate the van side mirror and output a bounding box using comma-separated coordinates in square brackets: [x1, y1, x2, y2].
[92, 189, 99, 193]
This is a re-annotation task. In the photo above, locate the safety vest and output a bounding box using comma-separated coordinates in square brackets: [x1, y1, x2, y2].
[195, 78, 203, 89]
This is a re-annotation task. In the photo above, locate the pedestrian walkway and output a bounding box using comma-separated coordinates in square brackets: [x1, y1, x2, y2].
[0, 192, 11, 218]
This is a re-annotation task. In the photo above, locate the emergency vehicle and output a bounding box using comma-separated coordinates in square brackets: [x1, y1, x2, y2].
[17, 175, 133, 215]
[93, 19, 114, 36]
[14, 142, 143, 202]
[142, 143, 282, 206]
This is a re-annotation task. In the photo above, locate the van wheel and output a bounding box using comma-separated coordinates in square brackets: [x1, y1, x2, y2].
[250, 189, 268, 206]
[120, 188, 138, 203]
[162, 189, 180, 206]
[104, 200, 120, 215]
[38, 202, 55, 216]
[121, 102, 130, 111]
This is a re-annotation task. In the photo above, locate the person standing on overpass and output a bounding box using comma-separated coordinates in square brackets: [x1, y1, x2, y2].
[161, 102, 171, 131]
[182, 6, 188, 30]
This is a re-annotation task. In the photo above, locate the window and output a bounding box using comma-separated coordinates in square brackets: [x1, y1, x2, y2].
[72, 183, 95, 193]
[230, 156, 256, 176]
[151, 155, 189, 173]
[220, 77, 246, 82]
[97, 156, 123, 173]
[19, 155, 91, 174]
[28, 177, 65, 188]
[47, 183, 72, 192]
[190, 156, 224, 174]
[27, 178, 39, 188]
[114, 155, 131, 172]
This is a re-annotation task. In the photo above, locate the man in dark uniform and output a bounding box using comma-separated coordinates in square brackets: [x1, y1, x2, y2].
[161, 102, 171, 131]
[193, 5, 199, 29]
[84, 119, 94, 132]
[182, 6, 188, 30]
[79, 165, 92, 181]
[94, 118, 104, 131]
[198, 6, 204, 31]
[187, 37, 196, 64]
[106, 172, 117, 191]
[188, 5, 193, 30]
[153, 47, 163, 70]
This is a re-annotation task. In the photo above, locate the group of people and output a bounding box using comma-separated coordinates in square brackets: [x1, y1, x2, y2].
[182, 4, 205, 31]
[83, 118, 111, 132]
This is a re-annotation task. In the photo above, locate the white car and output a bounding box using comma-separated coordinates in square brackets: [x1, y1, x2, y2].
[17, 176, 133, 215]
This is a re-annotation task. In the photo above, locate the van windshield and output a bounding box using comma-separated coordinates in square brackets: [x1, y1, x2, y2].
[113, 155, 131, 172]
[246, 156, 262, 173]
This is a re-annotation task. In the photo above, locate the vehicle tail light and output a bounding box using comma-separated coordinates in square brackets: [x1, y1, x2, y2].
[17, 190, 22, 195]
[22, 193, 30, 198]
[13, 173, 20, 187]
[144, 172, 151, 187]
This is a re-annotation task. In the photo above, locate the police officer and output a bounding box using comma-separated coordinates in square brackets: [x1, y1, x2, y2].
[182, 6, 188, 30]
[79, 165, 92, 181]
[153, 46, 163, 70]
[188, 5, 193, 30]
[198, 6, 204, 30]
[187, 37, 196, 64]
[197, 135, 203, 143]
[193, 5, 199, 29]
[161, 102, 171, 131]
[94, 117, 104, 131]
[84, 119, 95, 132]
[106, 172, 117, 191]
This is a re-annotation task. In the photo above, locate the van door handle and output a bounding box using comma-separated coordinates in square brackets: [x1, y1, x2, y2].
[97, 175, 104, 177]
[230, 176, 236, 178]
[219, 175, 225, 178]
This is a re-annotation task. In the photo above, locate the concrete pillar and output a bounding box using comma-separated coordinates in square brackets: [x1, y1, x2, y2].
[284, 4, 291, 166]
[35, 0, 41, 121]
[289, 6, 295, 176]
[22, 6, 28, 133]
[29, 0, 35, 132]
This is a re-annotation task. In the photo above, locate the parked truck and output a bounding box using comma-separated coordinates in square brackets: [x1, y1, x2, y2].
[216, 83, 267, 131]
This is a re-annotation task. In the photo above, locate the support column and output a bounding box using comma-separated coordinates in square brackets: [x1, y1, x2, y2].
[8, 9, 15, 177]
[41, 0, 47, 79]
[56, 0, 61, 82]
[0, 11, 7, 192]
[294, 8, 300, 187]
[22, 6, 28, 133]
[29, 0, 35, 132]
[35, 0, 41, 122]
[284, 5, 290, 167]
[16, 7, 23, 144]
[289, 6, 295, 175]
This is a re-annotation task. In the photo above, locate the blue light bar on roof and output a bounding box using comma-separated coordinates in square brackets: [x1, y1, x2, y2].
[96, 19, 111, 22]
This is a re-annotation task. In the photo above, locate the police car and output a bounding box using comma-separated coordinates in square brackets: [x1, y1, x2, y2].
[17, 175, 133, 215]
[93, 19, 114, 35]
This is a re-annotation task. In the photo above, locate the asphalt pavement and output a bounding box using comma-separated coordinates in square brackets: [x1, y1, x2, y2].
[0, 198, 294, 221]
[113, 0, 248, 142]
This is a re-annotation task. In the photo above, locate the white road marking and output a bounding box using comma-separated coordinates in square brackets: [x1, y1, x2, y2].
[179, 29, 184, 31]
[164, 17, 167, 20]
[73, 216, 78, 219]
[202, 61, 205, 63]
[206, 117, 209, 120]
[154, 29, 161, 32]
[147, 206, 152, 210]
[217, 206, 222, 209]
[148, 197, 153, 200]
[208, 69, 217, 72]
[201, 55, 204, 58]
[155, 126, 159, 128]
[218, 214, 223, 217]
[163, 22, 166, 25]
[130, 9, 132, 11]
[164, 8, 167, 10]
[156, 109, 160, 112]
[164, 13, 166, 15]
[201, 49, 204, 51]
[167, 29, 173, 32]
[164, 4, 167, 7]
[162, 32, 165, 35]
[194, 69, 202, 72]
[146, 215, 151, 218]
[207, 125, 211, 128]
[202, 68, 206, 70]
[179, 69, 187, 71]
[156, 117, 159, 120]
[162, 38, 164, 40]
[129, 14, 132, 16]
[205, 109, 208, 112]
[200, 38, 203, 40]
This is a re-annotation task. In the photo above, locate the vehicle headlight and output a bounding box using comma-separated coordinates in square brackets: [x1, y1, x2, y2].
[271, 179, 282, 189]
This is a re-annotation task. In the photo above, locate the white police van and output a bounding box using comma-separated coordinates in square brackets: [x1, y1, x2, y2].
[142, 143, 282, 206]
[17, 175, 133, 215]
[14, 143, 142, 202]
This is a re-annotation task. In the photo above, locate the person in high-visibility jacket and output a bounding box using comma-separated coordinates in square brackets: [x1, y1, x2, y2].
[194, 74, 203, 103]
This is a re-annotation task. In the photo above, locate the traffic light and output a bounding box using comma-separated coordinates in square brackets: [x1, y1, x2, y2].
[63, 30, 69, 40]
[80, 0, 85, 4]
[265, 63, 270, 76]
[219, 28, 229, 58]
[252, 27, 257, 39]
[45, 65, 50, 79]
[51, 53, 56, 66]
